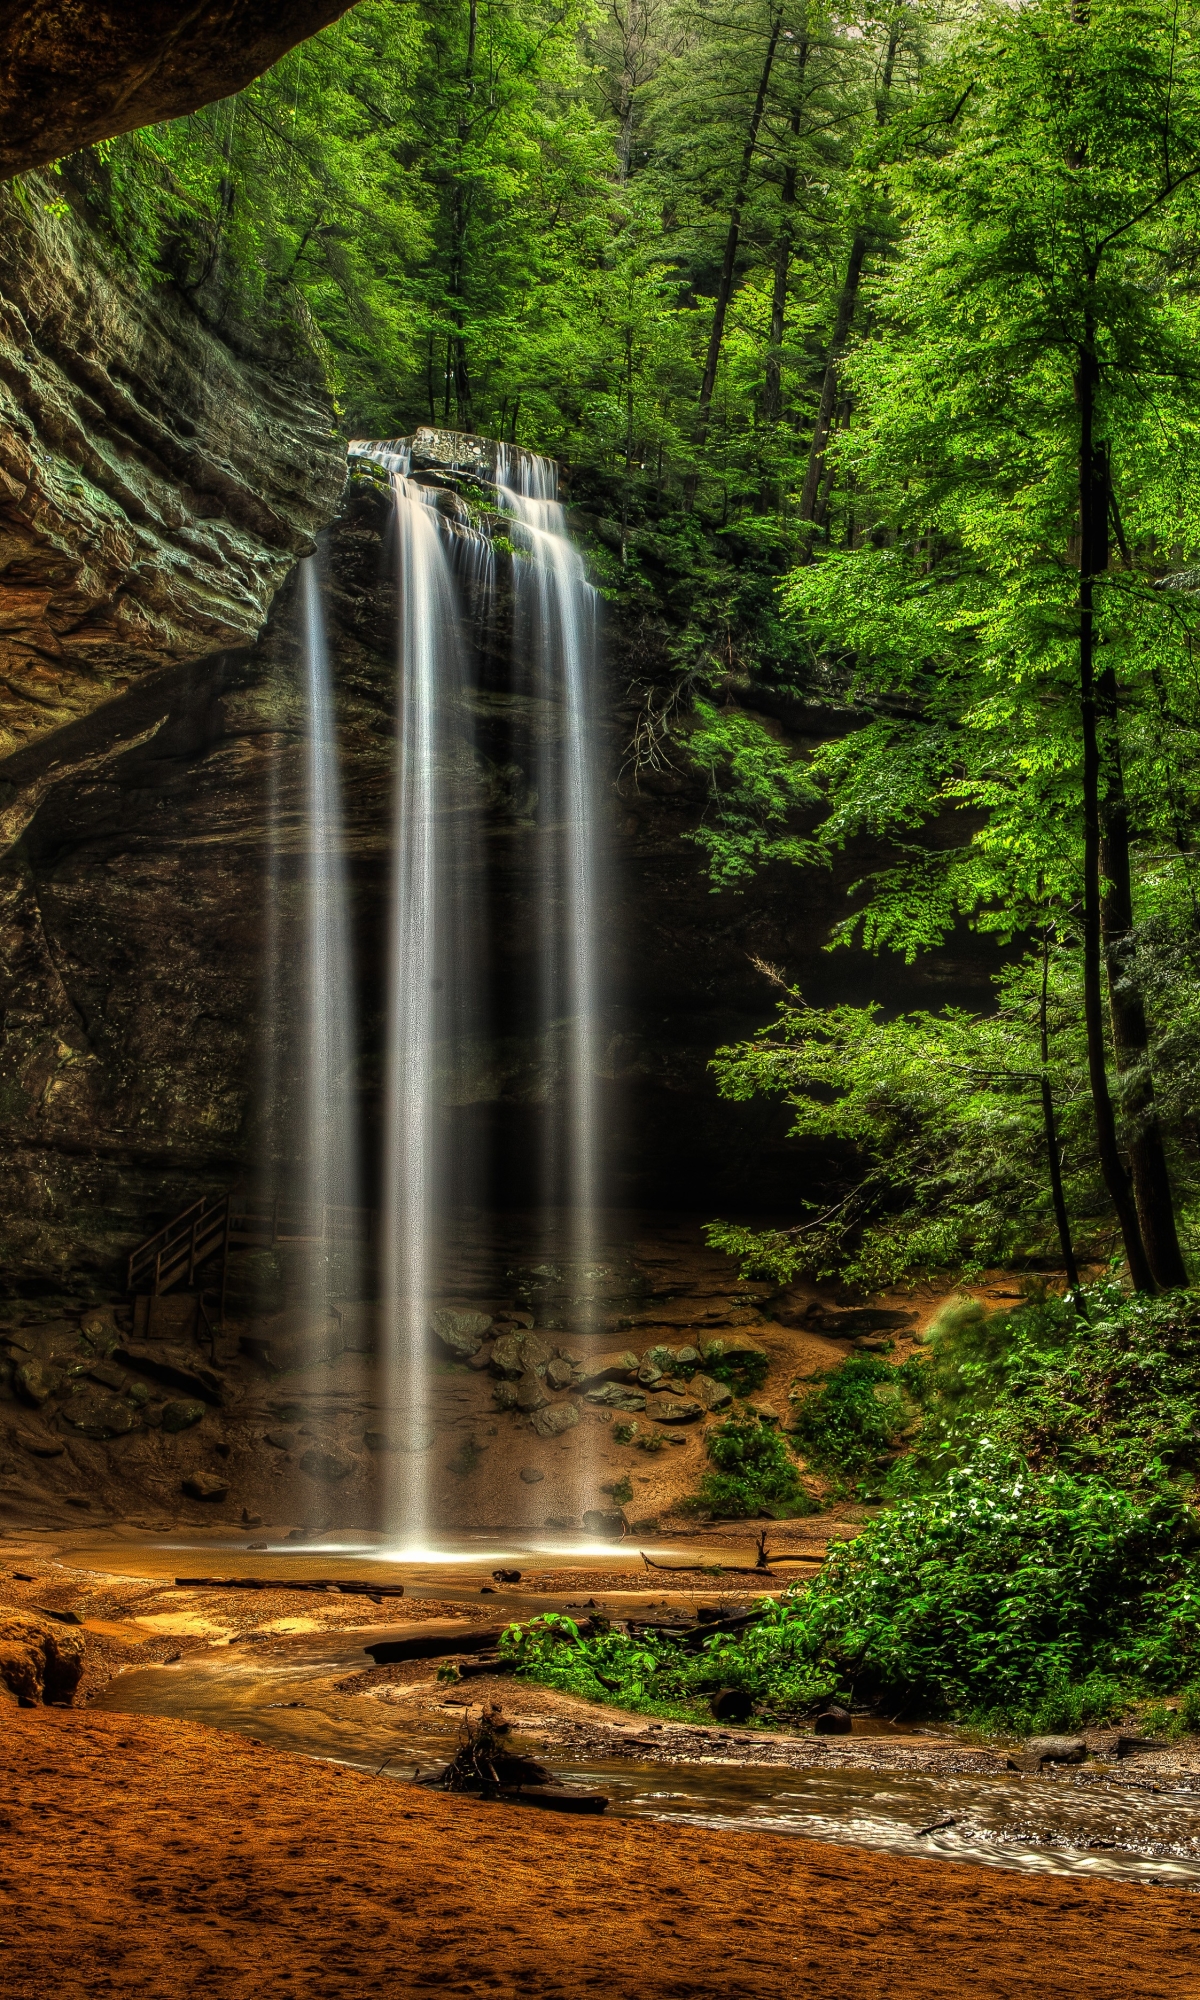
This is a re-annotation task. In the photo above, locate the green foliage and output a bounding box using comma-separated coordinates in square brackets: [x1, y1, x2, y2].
[683, 1414, 809, 1518]
[683, 702, 820, 890]
[609, 1474, 634, 1504]
[790, 1354, 915, 1493]
[701, 1346, 771, 1395]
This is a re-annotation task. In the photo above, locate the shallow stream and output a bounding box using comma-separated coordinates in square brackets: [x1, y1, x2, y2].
[92, 1628, 1200, 1890]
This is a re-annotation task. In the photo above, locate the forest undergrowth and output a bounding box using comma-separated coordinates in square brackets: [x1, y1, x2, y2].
[502, 1285, 1200, 1737]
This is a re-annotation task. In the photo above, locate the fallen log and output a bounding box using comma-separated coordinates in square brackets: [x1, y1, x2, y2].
[175, 1576, 404, 1599]
[638, 1551, 824, 1576]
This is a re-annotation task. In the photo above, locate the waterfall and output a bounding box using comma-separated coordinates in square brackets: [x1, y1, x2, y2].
[496, 446, 604, 1323]
[380, 453, 493, 1549]
[299, 555, 362, 1325]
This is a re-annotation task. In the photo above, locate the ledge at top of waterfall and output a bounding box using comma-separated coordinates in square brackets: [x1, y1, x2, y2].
[347, 427, 564, 500]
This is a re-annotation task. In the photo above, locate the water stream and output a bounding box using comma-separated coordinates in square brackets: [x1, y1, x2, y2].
[93, 1633, 1200, 1889]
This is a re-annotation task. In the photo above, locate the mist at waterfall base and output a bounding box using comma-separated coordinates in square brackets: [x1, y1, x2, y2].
[275, 435, 607, 1556]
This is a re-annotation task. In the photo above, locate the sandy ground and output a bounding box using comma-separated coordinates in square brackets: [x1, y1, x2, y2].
[4, 1706, 1199, 2000]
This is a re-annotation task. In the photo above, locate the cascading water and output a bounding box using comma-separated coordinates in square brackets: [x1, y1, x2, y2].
[496, 445, 605, 1324]
[298, 555, 362, 1326]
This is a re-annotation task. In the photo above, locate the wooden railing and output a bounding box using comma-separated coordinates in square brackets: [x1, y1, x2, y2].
[127, 1193, 377, 1298]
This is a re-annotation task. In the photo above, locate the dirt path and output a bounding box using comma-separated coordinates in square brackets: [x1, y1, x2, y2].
[3, 1707, 1197, 1999]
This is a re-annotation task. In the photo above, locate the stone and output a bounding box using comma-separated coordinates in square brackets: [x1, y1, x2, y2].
[530, 1402, 580, 1439]
[18, 1430, 64, 1456]
[161, 1400, 206, 1434]
[637, 1360, 665, 1388]
[87, 1360, 126, 1391]
[467, 1346, 494, 1372]
[79, 1309, 119, 1350]
[585, 1383, 646, 1412]
[127, 1381, 150, 1407]
[545, 1357, 575, 1390]
[493, 1381, 519, 1411]
[181, 1471, 228, 1501]
[700, 1333, 769, 1365]
[581, 1508, 626, 1542]
[515, 1368, 551, 1414]
[264, 1429, 295, 1450]
[114, 1345, 226, 1406]
[13, 1359, 60, 1406]
[363, 1430, 394, 1451]
[431, 1307, 492, 1358]
[238, 1319, 344, 1373]
[299, 1444, 355, 1482]
[492, 1331, 554, 1379]
[1025, 1735, 1087, 1764]
[0, 1609, 84, 1706]
[644, 1395, 703, 1424]
[574, 1350, 640, 1387]
[674, 1345, 702, 1370]
[520, 1467, 545, 1484]
[813, 1706, 852, 1735]
[690, 1373, 733, 1412]
[61, 1389, 140, 1438]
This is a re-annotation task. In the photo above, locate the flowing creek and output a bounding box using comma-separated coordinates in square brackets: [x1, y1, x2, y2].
[91, 1623, 1200, 1890]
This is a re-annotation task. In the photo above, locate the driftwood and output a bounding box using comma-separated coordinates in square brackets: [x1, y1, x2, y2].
[174, 1575, 404, 1599]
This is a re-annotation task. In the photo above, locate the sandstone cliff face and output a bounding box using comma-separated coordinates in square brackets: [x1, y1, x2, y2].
[0, 176, 345, 762]
[0, 475, 996, 1290]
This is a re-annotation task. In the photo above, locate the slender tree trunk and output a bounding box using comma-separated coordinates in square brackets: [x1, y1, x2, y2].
[1076, 325, 1155, 1291]
[762, 25, 809, 428]
[1098, 737, 1188, 1287]
[685, 2, 783, 504]
[1038, 928, 1085, 1303]
[447, 0, 478, 430]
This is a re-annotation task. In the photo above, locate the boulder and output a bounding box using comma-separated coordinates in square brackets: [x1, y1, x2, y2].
[0, 1610, 84, 1706]
[690, 1373, 733, 1412]
[644, 1395, 703, 1425]
[264, 1428, 295, 1450]
[115, 1343, 226, 1406]
[491, 1331, 554, 1379]
[674, 1345, 702, 1370]
[467, 1346, 494, 1372]
[61, 1389, 141, 1438]
[581, 1508, 626, 1542]
[363, 1430, 394, 1451]
[700, 1333, 769, 1365]
[520, 1467, 545, 1484]
[78, 1308, 120, 1350]
[1026, 1735, 1087, 1764]
[637, 1359, 665, 1388]
[813, 1706, 852, 1735]
[431, 1307, 492, 1359]
[530, 1402, 580, 1439]
[161, 1400, 205, 1433]
[86, 1360, 126, 1391]
[585, 1383, 646, 1412]
[574, 1350, 640, 1387]
[181, 1471, 227, 1501]
[493, 1381, 519, 1411]
[13, 1359, 61, 1406]
[515, 1368, 551, 1414]
[640, 1344, 678, 1377]
[545, 1357, 575, 1391]
[299, 1443, 355, 1482]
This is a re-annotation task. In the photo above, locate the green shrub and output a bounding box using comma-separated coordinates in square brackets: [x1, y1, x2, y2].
[703, 1347, 771, 1395]
[682, 1415, 811, 1518]
[789, 1355, 915, 1493]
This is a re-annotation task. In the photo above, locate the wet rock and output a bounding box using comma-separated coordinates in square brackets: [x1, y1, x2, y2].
[114, 1344, 226, 1406]
[519, 1467, 545, 1484]
[585, 1382, 646, 1412]
[17, 1430, 63, 1457]
[581, 1508, 626, 1542]
[363, 1430, 395, 1451]
[545, 1357, 575, 1391]
[13, 1359, 61, 1406]
[299, 1443, 355, 1482]
[674, 1345, 702, 1370]
[515, 1368, 551, 1413]
[1026, 1735, 1087, 1764]
[78, 1310, 120, 1352]
[813, 1706, 852, 1735]
[161, 1400, 206, 1434]
[530, 1402, 580, 1438]
[644, 1395, 703, 1424]
[264, 1429, 296, 1450]
[575, 1350, 640, 1387]
[0, 1609, 84, 1706]
[637, 1358, 666, 1387]
[690, 1373, 733, 1412]
[700, 1333, 769, 1367]
[493, 1381, 519, 1411]
[61, 1389, 141, 1437]
[181, 1471, 228, 1501]
[431, 1308, 492, 1359]
[467, 1346, 494, 1372]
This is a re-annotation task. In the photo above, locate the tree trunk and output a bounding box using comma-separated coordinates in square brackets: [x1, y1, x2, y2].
[1076, 328, 1155, 1291]
[686, 1, 783, 501]
[1038, 929, 1085, 1304]
[762, 25, 809, 428]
